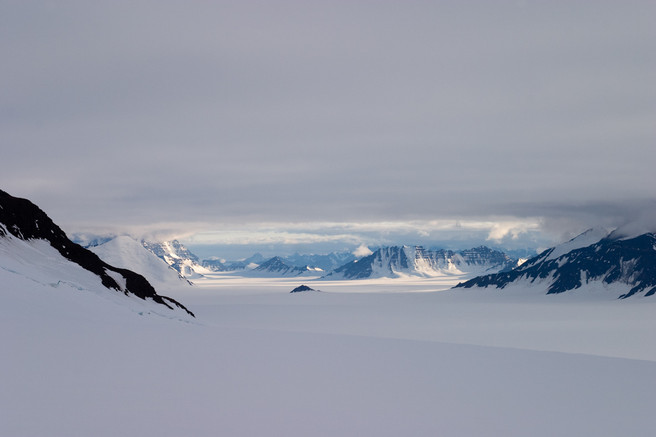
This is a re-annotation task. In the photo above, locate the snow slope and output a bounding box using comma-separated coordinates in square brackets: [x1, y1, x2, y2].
[0, 232, 194, 320]
[541, 227, 609, 261]
[1, 229, 115, 293]
[90, 236, 192, 292]
[0, 189, 193, 316]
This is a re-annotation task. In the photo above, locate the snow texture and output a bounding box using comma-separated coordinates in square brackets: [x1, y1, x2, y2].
[3, 270, 656, 437]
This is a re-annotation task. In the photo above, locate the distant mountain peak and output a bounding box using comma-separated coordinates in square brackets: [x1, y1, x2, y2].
[243, 256, 325, 277]
[142, 239, 208, 279]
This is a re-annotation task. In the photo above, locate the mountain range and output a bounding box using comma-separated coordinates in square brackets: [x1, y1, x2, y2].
[324, 245, 518, 280]
[201, 253, 266, 271]
[8, 188, 655, 301]
[71, 227, 656, 300]
[455, 229, 656, 298]
[250, 256, 325, 277]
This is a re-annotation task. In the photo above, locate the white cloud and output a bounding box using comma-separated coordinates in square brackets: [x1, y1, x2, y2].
[486, 221, 540, 242]
[2, 1, 654, 234]
[353, 244, 373, 258]
[186, 229, 362, 246]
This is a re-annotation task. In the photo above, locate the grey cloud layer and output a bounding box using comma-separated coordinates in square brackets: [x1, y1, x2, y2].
[2, 1, 654, 235]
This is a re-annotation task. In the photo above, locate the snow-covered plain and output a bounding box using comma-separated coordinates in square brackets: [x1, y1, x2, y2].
[3, 263, 656, 436]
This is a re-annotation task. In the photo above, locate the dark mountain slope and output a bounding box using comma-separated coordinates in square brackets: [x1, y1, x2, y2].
[0, 189, 194, 316]
[455, 232, 656, 298]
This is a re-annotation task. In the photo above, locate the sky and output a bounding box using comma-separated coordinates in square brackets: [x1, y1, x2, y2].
[2, 1, 655, 259]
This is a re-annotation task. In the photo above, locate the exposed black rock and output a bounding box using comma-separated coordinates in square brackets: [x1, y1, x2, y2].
[290, 285, 317, 293]
[0, 189, 194, 316]
[455, 233, 656, 298]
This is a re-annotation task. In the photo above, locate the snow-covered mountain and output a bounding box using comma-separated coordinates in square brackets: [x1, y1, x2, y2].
[201, 258, 227, 271]
[203, 252, 352, 273]
[324, 245, 517, 279]
[89, 236, 193, 289]
[0, 190, 193, 316]
[249, 256, 324, 277]
[203, 253, 266, 271]
[455, 229, 656, 298]
[283, 252, 356, 271]
[142, 239, 210, 279]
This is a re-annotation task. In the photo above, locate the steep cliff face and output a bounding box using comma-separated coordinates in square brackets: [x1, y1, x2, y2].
[325, 246, 516, 279]
[0, 190, 194, 316]
[142, 239, 208, 279]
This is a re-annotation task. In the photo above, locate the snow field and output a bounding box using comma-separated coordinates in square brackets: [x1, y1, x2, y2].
[3, 265, 656, 436]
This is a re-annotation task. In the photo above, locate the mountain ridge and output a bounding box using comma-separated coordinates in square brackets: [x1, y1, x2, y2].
[0, 190, 194, 316]
[250, 256, 324, 277]
[142, 239, 209, 279]
[323, 245, 517, 280]
[455, 229, 656, 298]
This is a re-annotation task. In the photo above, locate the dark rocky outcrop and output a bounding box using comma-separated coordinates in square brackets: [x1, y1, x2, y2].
[455, 232, 656, 298]
[290, 285, 318, 293]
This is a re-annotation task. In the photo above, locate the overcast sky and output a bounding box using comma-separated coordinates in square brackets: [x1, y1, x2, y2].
[2, 1, 655, 257]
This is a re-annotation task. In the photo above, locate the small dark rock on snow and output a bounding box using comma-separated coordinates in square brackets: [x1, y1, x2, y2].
[290, 285, 318, 293]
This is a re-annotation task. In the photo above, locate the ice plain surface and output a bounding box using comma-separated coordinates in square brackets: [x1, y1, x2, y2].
[2, 266, 656, 437]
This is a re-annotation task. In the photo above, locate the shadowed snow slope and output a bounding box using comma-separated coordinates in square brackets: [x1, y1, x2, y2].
[0, 189, 193, 316]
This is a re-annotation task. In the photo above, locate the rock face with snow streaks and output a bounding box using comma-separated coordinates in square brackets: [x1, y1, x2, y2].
[89, 236, 193, 288]
[455, 230, 656, 298]
[142, 239, 208, 279]
[325, 245, 516, 279]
